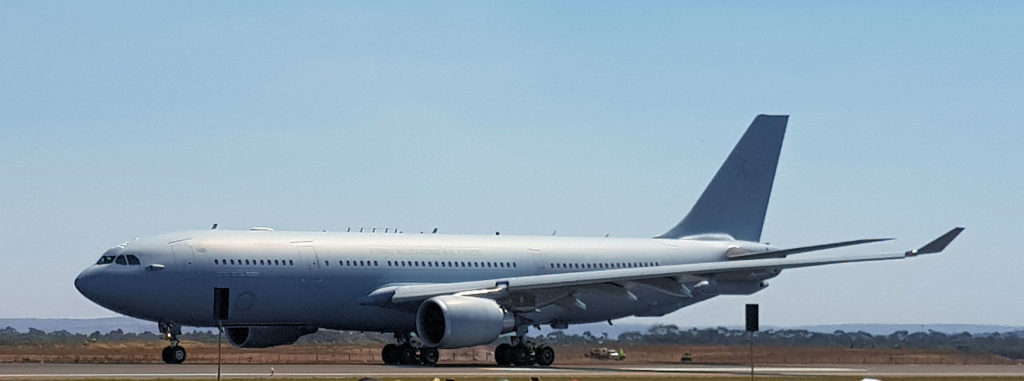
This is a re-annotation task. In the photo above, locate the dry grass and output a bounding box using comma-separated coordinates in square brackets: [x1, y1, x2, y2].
[0, 341, 1017, 366]
[13, 377, 1024, 381]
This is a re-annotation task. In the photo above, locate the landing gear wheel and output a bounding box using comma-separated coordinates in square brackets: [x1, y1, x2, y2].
[381, 344, 400, 365]
[494, 343, 512, 366]
[162, 345, 186, 364]
[420, 347, 439, 366]
[399, 344, 417, 365]
[536, 345, 555, 366]
[510, 345, 532, 366]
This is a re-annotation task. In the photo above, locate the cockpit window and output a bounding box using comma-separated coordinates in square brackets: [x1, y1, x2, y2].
[96, 256, 116, 265]
[126, 255, 140, 265]
[115, 255, 127, 265]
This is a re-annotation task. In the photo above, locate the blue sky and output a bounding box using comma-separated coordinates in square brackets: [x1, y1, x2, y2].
[1, 2, 1021, 328]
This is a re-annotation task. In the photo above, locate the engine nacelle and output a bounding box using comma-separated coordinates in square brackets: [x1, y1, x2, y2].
[225, 326, 317, 349]
[416, 295, 515, 348]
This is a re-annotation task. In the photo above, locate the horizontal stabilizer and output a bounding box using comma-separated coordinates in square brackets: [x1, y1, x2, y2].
[907, 227, 965, 256]
[729, 238, 893, 260]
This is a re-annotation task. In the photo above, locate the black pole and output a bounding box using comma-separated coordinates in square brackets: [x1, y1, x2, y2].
[217, 322, 222, 381]
[749, 330, 754, 381]
[745, 304, 758, 381]
[213, 287, 229, 381]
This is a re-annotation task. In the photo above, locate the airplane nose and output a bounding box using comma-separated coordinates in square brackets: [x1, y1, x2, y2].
[75, 267, 99, 301]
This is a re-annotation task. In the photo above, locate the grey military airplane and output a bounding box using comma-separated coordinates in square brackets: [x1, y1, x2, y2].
[75, 115, 963, 366]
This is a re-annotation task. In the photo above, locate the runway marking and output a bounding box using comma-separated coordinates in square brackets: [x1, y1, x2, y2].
[627, 366, 863, 373]
[478, 367, 570, 372]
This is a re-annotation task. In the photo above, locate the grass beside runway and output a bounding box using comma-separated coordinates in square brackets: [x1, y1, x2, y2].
[15, 377, 1024, 381]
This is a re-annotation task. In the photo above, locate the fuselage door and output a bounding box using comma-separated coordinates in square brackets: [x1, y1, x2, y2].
[171, 243, 196, 267]
[296, 245, 320, 282]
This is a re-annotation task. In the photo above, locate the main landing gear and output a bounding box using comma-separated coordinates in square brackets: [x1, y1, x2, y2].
[381, 332, 439, 366]
[159, 322, 187, 364]
[495, 335, 555, 367]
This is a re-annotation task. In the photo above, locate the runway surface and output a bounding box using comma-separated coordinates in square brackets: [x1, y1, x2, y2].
[2, 363, 1024, 379]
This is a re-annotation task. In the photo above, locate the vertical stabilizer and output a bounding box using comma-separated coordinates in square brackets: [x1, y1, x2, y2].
[657, 115, 788, 241]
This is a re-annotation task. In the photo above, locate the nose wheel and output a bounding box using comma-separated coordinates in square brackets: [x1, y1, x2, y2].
[158, 322, 187, 364]
[161, 345, 187, 364]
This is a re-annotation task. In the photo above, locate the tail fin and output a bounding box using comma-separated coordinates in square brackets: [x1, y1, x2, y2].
[657, 115, 788, 241]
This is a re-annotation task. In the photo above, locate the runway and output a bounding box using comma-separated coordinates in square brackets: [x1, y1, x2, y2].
[2, 363, 1023, 379]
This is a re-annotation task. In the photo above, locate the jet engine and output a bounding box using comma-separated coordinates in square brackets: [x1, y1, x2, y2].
[416, 295, 515, 348]
[225, 326, 318, 349]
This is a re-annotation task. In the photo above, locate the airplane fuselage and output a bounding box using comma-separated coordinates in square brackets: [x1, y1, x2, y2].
[76, 229, 776, 331]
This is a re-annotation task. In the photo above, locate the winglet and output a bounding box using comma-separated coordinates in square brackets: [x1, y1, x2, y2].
[906, 227, 965, 256]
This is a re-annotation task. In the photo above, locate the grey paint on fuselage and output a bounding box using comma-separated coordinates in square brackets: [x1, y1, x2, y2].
[76, 229, 762, 331]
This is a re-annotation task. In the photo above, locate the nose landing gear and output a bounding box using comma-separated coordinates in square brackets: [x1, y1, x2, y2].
[161, 345, 186, 364]
[158, 322, 187, 364]
[381, 332, 439, 366]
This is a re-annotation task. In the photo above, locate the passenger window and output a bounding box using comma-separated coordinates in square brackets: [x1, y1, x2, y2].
[126, 255, 140, 265]
[289, 260, 294, 265]
[96, 256, 116, 265]
[114, 255, 127, 265]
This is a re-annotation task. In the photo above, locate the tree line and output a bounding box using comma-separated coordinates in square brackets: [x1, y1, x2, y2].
[554, 324, 1024, 359]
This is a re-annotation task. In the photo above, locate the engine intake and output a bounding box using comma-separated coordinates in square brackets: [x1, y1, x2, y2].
[416, 295, 515, 348]
[225, 326, 317, 348]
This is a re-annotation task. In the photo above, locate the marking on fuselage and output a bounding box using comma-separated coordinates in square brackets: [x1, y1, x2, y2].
[235, 291, 255, 311]
[215, 271, 259, 277]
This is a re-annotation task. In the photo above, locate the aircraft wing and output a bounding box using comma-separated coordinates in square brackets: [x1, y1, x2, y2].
[369, 228, 963, 306]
